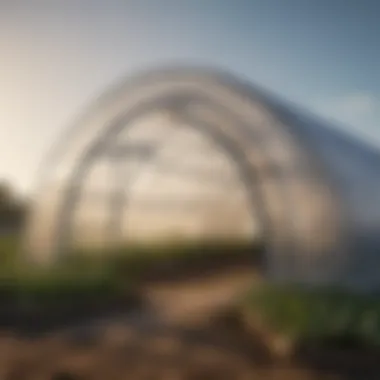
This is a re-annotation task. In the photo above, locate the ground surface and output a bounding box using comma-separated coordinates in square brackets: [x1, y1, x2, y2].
[0, 264, 377, 379]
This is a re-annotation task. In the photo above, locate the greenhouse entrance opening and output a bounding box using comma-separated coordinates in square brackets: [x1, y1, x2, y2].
[62, 108, 262, 255]
[27, 91, 273, 270]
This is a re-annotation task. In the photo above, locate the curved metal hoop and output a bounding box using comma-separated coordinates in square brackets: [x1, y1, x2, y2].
[52, 93, 277, 267]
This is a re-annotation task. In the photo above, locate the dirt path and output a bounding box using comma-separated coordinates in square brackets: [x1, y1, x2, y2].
[0, 265, 356, 380]
[142, 265, 258, 325]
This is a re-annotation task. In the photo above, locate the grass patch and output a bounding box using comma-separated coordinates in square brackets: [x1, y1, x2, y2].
[0, 268, 127, 307]
[243, 283, 380, 349]
[0, 235, 130, 313]
[0, 234, 22, 270]
[63, 239, 263, 280]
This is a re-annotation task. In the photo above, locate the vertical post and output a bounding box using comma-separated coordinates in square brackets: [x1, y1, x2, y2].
[105, 147, 129, 250]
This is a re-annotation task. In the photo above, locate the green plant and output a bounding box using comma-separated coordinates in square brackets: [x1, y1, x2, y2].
[244, 283, 380, 348]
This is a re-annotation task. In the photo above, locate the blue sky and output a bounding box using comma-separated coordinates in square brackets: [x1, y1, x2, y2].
[0, 0, 379, 194]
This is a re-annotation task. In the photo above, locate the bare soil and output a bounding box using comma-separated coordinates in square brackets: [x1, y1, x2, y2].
[0, 257, 379, 379]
